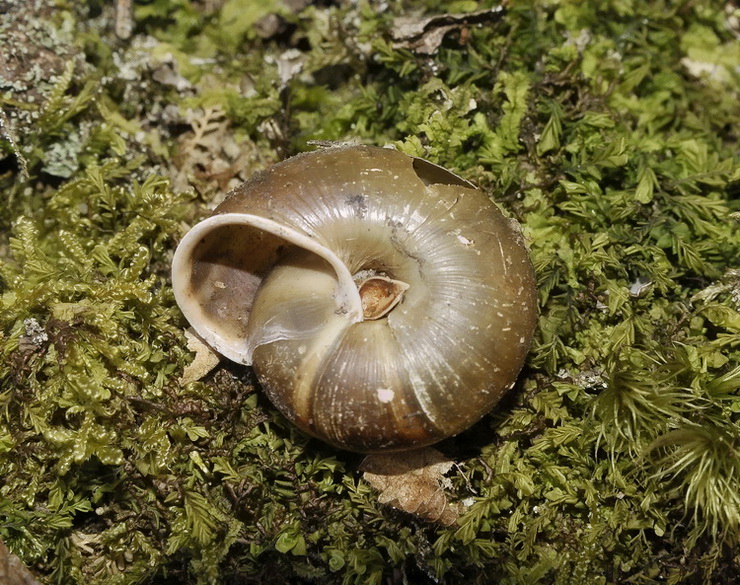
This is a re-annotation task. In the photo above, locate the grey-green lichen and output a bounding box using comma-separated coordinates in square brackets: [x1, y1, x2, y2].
[1, 0, 739, 584]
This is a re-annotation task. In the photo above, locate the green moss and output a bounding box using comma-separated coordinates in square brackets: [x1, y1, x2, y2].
[1, 0, 738, 584]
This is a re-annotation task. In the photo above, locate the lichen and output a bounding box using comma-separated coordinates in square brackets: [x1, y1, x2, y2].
[1, 0, 738, 584]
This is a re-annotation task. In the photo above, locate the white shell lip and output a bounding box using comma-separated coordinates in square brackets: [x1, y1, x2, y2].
[171, 212, 364, 365]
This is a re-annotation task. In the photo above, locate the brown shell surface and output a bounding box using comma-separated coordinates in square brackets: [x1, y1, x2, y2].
[173, 145, 538, 452]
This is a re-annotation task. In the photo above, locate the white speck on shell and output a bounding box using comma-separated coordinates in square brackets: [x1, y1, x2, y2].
[376, 388, 395, 403]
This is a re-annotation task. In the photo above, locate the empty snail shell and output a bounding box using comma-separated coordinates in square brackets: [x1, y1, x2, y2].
[172, 145, 538, 452]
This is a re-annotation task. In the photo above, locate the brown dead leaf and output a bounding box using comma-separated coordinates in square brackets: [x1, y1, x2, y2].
[0, 539, 41, 585]
[179, 328, 221, 384]
[171, 105, 268, 197]
[360, 447, 460, 526]
[392, 7, 506, 54]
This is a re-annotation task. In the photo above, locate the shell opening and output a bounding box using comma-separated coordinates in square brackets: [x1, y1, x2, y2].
[171, 212, 364, 365]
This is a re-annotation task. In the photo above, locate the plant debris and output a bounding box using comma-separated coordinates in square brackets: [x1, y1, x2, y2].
[392, 7, 506, 54]
[361, 448, 460, 526]
[179, 329, 221, 384]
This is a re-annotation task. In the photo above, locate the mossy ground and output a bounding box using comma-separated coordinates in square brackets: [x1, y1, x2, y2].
[1, 1, 738, 584]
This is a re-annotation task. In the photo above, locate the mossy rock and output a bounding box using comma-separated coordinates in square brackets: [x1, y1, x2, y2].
[0, 1, 738, 584]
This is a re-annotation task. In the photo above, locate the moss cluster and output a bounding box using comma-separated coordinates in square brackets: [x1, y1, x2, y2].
[1, 0, 738, 584]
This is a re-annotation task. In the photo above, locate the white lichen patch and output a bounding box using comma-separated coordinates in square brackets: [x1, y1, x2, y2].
[629, 276, 652, 297]
[18, 317, 49, 352]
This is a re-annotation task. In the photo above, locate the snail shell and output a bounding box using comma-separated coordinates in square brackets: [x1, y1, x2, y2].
[172, 145, 537, 452]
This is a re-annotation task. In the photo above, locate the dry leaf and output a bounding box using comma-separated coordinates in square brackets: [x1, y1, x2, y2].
[179, 328, 221, 384]
[392, 7, 505, 54]
[360, 447, 460, 526]
[171, 105, 266, 196]
[0, 539, 42, 585]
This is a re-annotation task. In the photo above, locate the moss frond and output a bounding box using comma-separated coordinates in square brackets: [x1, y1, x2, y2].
[646, 423, 740, 547]
[592, 349, 703, 458]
